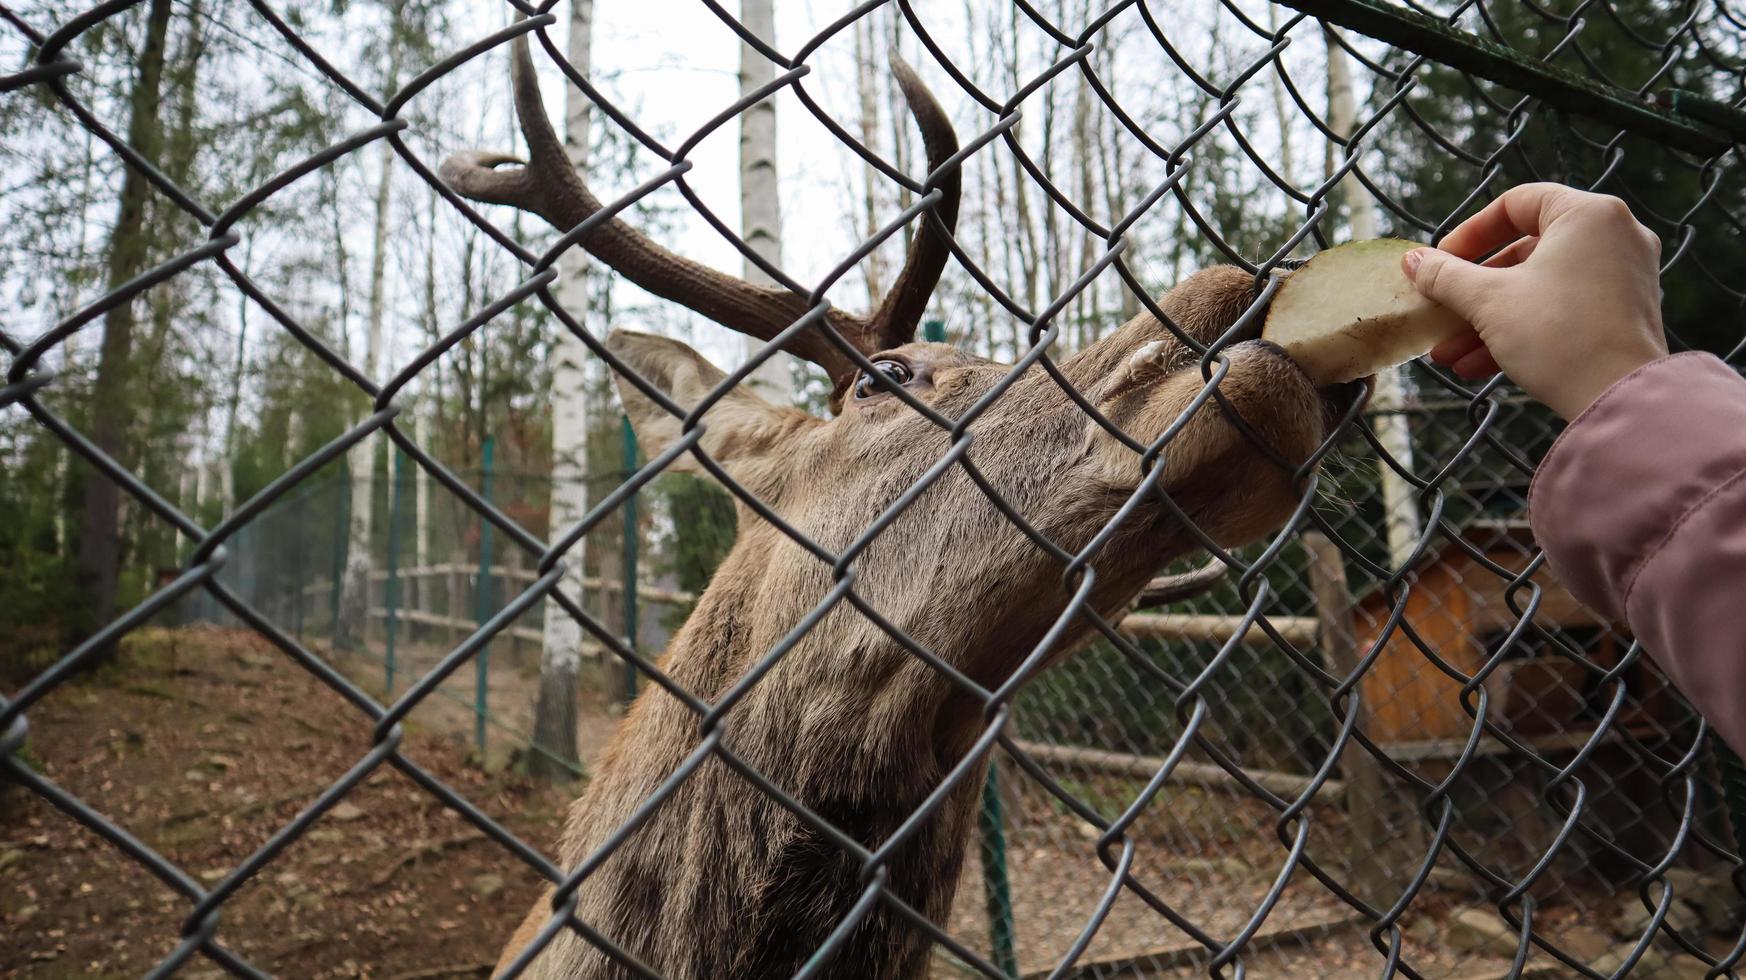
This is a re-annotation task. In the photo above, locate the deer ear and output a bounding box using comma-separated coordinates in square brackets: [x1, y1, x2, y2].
[607, 329, 815, 485]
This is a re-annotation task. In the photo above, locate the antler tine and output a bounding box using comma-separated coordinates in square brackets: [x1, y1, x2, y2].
[865, 51, 962, 353]
[440, 28, 962, 413]
[1132, 557, 1229, 609]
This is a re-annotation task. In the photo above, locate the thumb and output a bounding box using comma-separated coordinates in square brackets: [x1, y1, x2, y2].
[1403, 247, 1495, 318]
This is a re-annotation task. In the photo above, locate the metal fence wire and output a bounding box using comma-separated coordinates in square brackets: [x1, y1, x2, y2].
[6, 0, 1746, 976]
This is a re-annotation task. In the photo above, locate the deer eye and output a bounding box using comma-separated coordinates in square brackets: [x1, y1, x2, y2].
[853, 359, 914, 400]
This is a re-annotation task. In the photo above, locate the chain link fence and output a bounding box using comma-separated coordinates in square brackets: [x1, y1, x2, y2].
[5, 0, 1746, 976]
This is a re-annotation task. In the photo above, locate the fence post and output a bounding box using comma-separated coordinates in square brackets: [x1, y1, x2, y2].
[448, 550, 463, 649]
[384, 447, 407, 695]
[622, 414, 639, 702]
[475, 436, 496, 754]
[330, 465, 348, 643]
[980, 761, 1019, 977]
[922, 316, 1018, 973]
[1304, 531, 1404, 904]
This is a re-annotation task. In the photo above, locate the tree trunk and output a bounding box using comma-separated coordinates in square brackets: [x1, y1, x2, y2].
[854, 13, 886, 309]
[532, 0, 597, 783]
[1072, 46, 1096, 349]
[192, 416, 210, 527]
[76, 0, 174, 646]
[885, 10, 913, 253]
[738, 0, 793, 401]
[221, 239, 251, 513]
[1325, 27, 1420, 570]
[339, 37, 405, 648]
[1093, 43, 1138, 325]
[1266, 3, 1295, 184]
[417, 192, 439, 573]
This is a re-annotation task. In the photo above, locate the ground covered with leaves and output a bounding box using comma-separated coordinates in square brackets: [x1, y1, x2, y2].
[1, 627, 574, 978]
[5, 627, 1729, 979]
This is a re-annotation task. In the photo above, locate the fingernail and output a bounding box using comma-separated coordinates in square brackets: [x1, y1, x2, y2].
[1403, 248, 1424, 279]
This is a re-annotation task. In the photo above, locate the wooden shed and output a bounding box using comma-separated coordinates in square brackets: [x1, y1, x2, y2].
[1350, 518, 1677, 750]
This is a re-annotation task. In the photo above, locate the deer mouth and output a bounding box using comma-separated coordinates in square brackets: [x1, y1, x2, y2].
[1248, 267, 1373, 425]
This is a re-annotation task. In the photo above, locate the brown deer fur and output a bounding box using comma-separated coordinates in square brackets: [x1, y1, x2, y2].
[496, 268, 1343, 978]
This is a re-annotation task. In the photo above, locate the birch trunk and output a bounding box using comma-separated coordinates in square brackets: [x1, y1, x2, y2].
[1072, 46, 1096, 349]
[1267, 3, 1296, 184]
[417, 193, 439, 572]
[339, 111, 399, 648]
[533, 0, 597, 782]
[413, 409, 430, 571]
[1326, 27, 1420, 570]
[738, 0, 792, 400]
[1095, 52, 1139, 323]
[854, 14, 886, 308]
[176, 439, 197, 557]
[221, 238, 252, 513]
[192, 424, 209, 533]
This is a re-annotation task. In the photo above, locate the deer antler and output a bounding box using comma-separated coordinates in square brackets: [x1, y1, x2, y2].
[1133, 557, 1229, 608]
[441, 30, 961, 411]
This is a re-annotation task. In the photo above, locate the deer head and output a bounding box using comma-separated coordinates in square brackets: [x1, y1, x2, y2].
[444, 31, 1357, 980]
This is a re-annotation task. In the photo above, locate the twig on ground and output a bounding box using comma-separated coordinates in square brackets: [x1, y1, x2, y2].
[365, 830, 488, 889]
[383, 962, 495, 980]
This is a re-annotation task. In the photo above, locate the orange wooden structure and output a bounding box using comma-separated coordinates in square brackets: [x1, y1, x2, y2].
[1351, 519, 1674, 749]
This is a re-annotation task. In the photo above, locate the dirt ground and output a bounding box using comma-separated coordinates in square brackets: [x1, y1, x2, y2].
[2, 627, 573, 978]
[4, 627, 1729, 979]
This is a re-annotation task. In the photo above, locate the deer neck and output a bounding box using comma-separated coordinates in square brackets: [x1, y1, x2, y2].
[549, 533, 984, 980]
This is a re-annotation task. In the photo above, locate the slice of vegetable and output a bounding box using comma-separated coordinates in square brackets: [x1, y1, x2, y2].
[1262, 238, 1469, 385]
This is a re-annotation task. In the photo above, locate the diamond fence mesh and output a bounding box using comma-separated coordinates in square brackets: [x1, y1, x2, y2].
[4, 0, 1746, 976]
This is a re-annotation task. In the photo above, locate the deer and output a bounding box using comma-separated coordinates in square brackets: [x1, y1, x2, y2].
[440, 30, 1358, 980]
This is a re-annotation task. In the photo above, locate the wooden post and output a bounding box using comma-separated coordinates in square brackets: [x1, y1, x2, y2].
[406, 567, 419, 640]
[448, 550, 465, 649]
[1304, 532, 1410, 905]
[505, 548, 525, 661]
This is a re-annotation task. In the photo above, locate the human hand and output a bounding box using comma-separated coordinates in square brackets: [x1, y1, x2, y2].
[1402, 182, 1669, 420]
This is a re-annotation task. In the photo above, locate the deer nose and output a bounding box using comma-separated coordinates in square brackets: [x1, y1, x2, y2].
[1319, 368, 1372, 424]
[1239, 335, 1369, 434]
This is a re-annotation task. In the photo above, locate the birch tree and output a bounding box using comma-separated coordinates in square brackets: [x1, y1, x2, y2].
[336, 21, 407, 648]
[737, 0, 792, 400]
[533, 0, 597, 782]
[853, 14, 887, 309]
[1326, 26, 1420, 569]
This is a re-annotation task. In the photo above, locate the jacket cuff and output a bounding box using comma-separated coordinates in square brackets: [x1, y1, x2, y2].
[1528, 352, 1746, 621]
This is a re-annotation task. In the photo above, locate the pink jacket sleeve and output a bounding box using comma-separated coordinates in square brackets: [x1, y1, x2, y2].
[1529, 352, 1746, 755]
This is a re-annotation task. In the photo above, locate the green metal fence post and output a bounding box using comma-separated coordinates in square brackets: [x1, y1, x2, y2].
[475, 436, 495, 754]
[622, 414, 639, 701]
[923, 317, 1017, 974]
[330, 465, 348, 643]
[384, 447, 408, 695]
[980, 765, 1019, 977]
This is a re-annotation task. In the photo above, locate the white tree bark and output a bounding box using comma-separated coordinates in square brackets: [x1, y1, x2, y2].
[339, 134, 396, 647]
[221, 239, 252, 514]
[738, 0, 793, 401]
[853, 14, 886, 309]
[1326, 28, 1420, 570]
[176, 431, 198, 557]
[1267, 3, 1296, 184]
[52, 446, 68, 553]
[193, 417, 210, 531]
[412, 407, 430, 570]
[534, 0, 597, 781]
